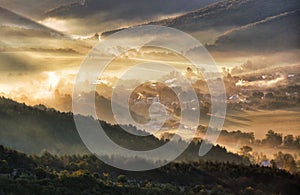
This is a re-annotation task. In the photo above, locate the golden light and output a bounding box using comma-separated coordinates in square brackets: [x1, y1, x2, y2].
[46, 72, 60, 91]
[39, 18, 69, 32]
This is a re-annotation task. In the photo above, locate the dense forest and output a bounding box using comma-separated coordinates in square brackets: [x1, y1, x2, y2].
[0, 145, 300, 194]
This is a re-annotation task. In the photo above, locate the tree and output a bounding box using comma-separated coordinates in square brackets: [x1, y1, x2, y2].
[283, 135, 294, 147]
[294, 136, 300, 148]
[252, 92, 264, 99]
[239, 146, 254, 163]
[0, 160, 10, 173]
[240, 146, 252, 155]
[265, 92, 274, 99]
[117, 175, 127, 183]
[274, 152, 297, 173]
[262, 130, 282, 147]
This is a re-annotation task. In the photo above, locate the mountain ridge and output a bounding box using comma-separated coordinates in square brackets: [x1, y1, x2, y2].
[0, 6, 65, 36]
[0, 96, 246, 164]
[101, 0, 300, 45]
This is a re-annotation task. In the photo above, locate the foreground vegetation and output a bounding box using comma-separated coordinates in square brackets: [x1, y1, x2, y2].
[0, 145, 300, 195]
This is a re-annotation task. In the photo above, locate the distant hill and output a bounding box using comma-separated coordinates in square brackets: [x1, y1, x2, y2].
[45, 0, 220, 21]
[148, 0, 300, 32]
[0, 7, 71, 53]
[0, 0, 78, 19]
[207, 9, 300, 52]
[0, 97, 246, 164]
[101, 0, 300, 51]
[42, 0, 221, 34]
[0, 6, 89, 76]
[0, 6, 64, 36]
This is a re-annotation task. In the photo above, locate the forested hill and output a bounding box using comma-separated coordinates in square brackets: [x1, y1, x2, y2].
[0, 97, 86, 154]
[0, 97, 247, 163]
[0, 145, 299, 194]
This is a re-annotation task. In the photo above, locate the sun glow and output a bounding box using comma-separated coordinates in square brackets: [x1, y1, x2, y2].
[46, 72, 60, 91]
[34, 72, 61, 99]
[39, 18, 69, 32]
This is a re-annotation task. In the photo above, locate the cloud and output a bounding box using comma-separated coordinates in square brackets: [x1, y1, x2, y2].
[235, 75, 286, 88]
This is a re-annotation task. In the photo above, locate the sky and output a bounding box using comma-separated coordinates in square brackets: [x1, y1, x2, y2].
[0, 0, 299, 110]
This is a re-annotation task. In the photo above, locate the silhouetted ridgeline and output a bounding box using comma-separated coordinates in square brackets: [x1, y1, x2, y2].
[0, 97, 245, 164]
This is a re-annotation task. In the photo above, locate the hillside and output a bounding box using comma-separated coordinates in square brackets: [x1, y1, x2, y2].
[0, 97, 246, 164]
[0, 0, 78, 19]
[45, 0, 220, 22]
[0, 145, 299, 194]
[101, 0, 300, 49]
[208, 9, 300, 52]
[0, 6, 63, 35]
[149, 0, 299, 32]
